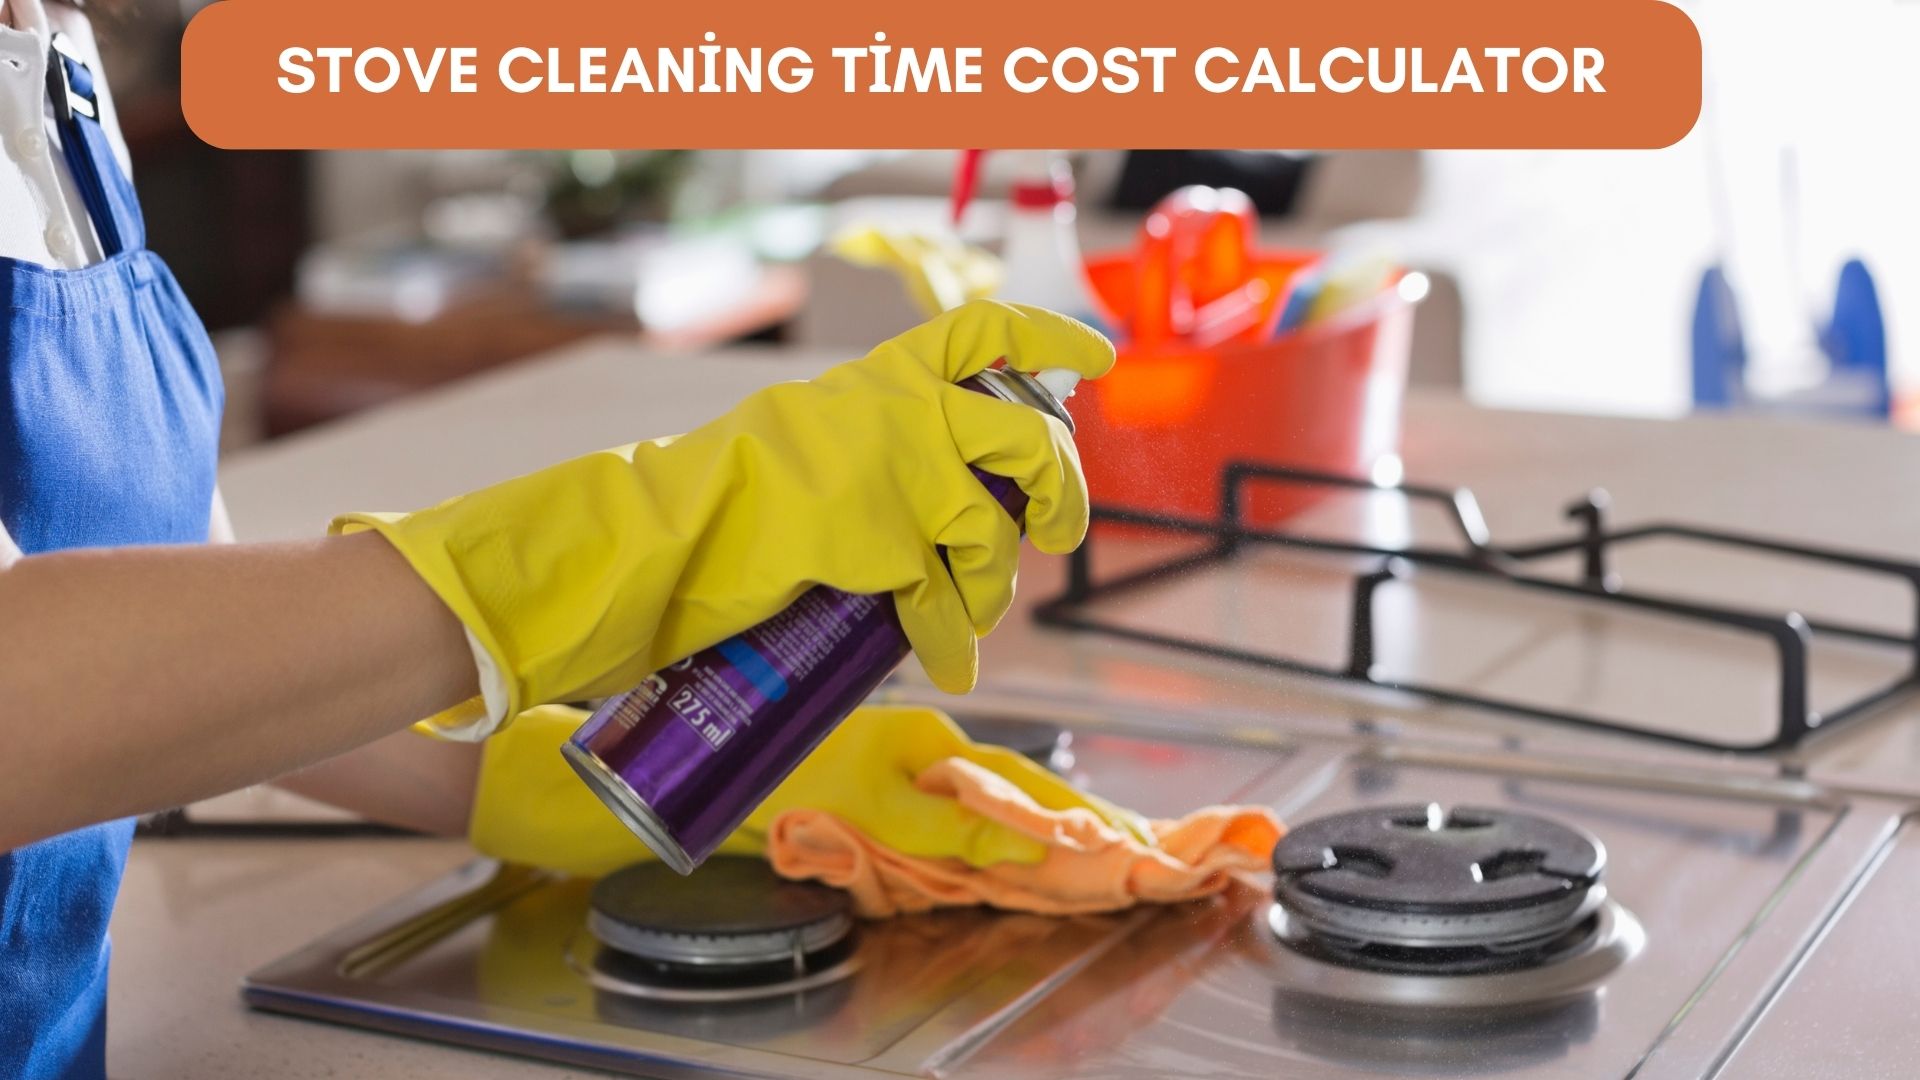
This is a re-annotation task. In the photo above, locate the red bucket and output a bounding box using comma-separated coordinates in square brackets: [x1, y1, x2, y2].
[1074, 259, 1415, 527]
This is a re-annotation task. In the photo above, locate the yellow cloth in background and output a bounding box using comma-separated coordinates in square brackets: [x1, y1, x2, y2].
[830, 227, 1004, 316]
[768, 757, 1283, 918]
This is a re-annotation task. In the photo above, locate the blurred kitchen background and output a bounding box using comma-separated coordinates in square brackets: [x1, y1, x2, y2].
[106, 0, 1919, 454]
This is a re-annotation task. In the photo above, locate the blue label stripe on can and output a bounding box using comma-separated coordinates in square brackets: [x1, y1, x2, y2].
[716, 636, 790, 702]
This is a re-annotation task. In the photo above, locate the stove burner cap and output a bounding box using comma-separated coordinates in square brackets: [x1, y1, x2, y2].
[589, 857, 854, 970]
[1273, 804, 1606, 956]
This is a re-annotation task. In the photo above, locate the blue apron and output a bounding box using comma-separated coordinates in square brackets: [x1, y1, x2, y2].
[0, 40, 222, 1079]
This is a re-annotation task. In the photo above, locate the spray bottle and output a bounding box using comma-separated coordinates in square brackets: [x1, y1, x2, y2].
[565, 365, 1084, 874]
[952, 149, 1106, 329]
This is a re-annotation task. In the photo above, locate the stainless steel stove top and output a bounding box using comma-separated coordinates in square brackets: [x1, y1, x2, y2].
[244, 714, 1916, 1079]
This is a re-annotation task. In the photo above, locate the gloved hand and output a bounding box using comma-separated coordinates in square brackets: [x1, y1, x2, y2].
[468, 704, 1151, 878]
[336, 301, 1114, 738]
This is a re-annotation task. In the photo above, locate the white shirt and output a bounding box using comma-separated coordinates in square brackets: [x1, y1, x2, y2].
[0, 0, 131, 268]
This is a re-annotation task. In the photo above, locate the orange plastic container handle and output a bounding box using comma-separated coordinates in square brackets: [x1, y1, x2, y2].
[1132, 186, 1259, 346]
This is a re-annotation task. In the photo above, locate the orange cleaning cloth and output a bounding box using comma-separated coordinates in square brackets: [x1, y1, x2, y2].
[766, 756, 1284, 918]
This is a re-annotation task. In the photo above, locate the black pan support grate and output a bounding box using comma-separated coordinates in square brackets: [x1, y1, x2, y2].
[1032, 462, 1920, 754]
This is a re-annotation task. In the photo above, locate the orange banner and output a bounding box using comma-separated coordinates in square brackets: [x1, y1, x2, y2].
[181, 0, 1701, 150]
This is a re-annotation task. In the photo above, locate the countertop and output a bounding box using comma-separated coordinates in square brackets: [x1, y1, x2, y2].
[109, 338, 1920, 1077]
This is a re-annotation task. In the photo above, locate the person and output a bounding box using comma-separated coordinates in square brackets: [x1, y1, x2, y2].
[0, 1, 1113, 1075]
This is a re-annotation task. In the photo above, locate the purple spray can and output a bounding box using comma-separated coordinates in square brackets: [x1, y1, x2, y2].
[562, 366, 1078, 874]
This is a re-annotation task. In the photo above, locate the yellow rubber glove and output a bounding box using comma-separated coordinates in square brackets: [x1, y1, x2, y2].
[830, 226, 1005, 316]
[335, 301, 1114, 737]
[469, 704, 1151, 878]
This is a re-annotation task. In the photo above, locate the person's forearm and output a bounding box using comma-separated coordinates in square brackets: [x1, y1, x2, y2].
[0, 532, 478, 849]
[275, 729, 481, 836]
[203, 486, 482, 835]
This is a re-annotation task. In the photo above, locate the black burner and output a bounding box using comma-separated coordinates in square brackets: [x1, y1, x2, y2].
[1271, 906, 1606, 976]
[1272, 804, 1607, 972]
[589, 857, 855, 980]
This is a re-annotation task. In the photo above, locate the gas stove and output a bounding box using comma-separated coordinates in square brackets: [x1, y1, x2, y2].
[244, 713, 1913, 1078]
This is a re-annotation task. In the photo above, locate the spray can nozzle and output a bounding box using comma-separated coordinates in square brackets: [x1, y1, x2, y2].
[1033, 368, 1082, 405]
